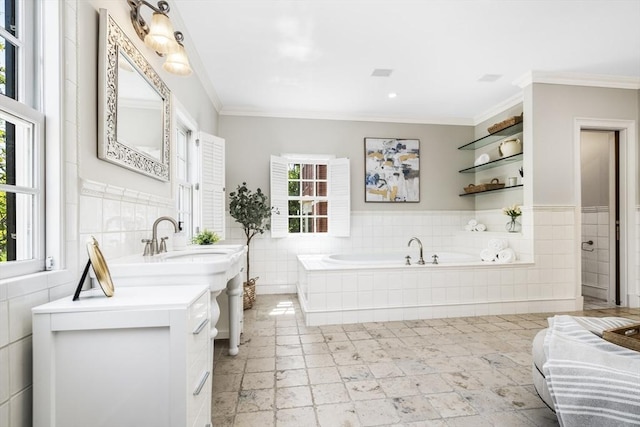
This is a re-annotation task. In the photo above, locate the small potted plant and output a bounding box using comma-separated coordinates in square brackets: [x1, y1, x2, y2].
[192, 229, 220, 245]
[502, 204, 522, 233]
[229, 182, 272, 309]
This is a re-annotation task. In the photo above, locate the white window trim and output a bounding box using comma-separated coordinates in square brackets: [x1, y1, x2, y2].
[0, 0, 60, 279]
[270, 155, 350, 238]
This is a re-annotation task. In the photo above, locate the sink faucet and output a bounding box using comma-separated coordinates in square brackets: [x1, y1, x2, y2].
[408, 237, 425, 265]
[150, 216, 180, 255]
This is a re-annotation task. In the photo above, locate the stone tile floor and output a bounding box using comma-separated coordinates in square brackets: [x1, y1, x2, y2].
[211, 295, 640, 426]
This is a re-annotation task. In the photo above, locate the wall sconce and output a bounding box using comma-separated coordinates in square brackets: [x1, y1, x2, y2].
[127, 0, 192, 76]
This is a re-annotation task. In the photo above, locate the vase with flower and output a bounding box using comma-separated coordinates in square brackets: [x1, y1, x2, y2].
[503, 204, 522, 233]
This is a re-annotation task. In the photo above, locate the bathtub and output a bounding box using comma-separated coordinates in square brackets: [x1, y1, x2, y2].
[296, 252, 575, 327]
[323, 251, 478, 266]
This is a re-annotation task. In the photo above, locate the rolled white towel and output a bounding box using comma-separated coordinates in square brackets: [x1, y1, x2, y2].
[464, 224, 473, 231]
[468, 219, 478, 227]
[480, 248, 498, 262]
[474, 223, 486, 232]
[497, 248, 516, 263]
[488, 238, 508, 252]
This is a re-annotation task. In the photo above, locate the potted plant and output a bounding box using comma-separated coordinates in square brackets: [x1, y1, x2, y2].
[229, 182, 272, 309]
[192, 229, 220, 245]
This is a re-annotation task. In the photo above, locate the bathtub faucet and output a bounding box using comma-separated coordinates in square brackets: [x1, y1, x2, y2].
[407, 237, 425, 265]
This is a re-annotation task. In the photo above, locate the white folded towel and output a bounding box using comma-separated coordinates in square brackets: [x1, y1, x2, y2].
[488, 238, 508, 252]
[474, 223, 486, 232]
[497, 248, 516, 263]
[468, 219, 478, 227]
[480, 248, 498, 262]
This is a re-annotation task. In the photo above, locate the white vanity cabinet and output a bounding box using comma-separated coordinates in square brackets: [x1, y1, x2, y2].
[32, 286, 212, 427]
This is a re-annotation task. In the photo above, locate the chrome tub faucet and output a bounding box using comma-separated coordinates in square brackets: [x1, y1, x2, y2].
[408, 237, 425, 265]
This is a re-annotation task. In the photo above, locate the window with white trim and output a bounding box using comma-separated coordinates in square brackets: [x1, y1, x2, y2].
[176, 122, 194, 237]
[270, 155, 350, 237]
[0, 0, 45, 279]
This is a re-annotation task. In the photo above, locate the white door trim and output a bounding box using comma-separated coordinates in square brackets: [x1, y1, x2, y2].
[574, 118, 638, 307]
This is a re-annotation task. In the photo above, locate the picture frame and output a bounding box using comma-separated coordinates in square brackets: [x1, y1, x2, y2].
[364, 137, 420, 202]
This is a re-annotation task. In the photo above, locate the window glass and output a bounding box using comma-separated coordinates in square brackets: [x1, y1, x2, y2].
[286, 160, 328, 234]
[0, 1, 17, 36]
[0, 36, 18, 100]
[0, 110, 37, 262]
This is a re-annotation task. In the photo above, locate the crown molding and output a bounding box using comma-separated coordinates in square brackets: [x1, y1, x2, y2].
[219, 108, 475, 126]
[472, 92, 524, 126]
[514, 71, 640, 90]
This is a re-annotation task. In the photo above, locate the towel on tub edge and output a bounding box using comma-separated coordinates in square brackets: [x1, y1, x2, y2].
[497, 248, 516, 263]
[480, 248, 498, 262]
[488, 238, 508, 252]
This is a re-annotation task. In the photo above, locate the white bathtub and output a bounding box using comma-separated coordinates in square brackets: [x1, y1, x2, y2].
[323, 251, 477, 266]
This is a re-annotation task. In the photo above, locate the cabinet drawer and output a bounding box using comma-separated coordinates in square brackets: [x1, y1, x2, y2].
[188, 367, 211, 426]
[188, 292, 209, 332]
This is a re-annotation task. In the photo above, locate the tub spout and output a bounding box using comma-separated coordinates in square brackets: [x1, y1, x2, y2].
[408, 237, 425, 265]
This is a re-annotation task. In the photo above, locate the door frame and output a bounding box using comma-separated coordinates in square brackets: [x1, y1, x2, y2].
[574, 118, 637, 307]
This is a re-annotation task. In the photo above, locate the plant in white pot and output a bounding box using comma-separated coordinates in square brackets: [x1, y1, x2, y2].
[229, 182, 272, 309]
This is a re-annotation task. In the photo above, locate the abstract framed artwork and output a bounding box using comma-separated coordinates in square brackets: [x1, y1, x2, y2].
[364, 138, 420, 202]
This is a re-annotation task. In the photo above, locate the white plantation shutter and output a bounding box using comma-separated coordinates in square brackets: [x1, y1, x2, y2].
[200, 132, 225, 239]
[270, 155, 289, 238]
[329, 158, 350, 237]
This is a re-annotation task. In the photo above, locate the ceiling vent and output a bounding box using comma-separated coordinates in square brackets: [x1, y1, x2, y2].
[371, 68, 394, 77]
[477, 74, 502, 82]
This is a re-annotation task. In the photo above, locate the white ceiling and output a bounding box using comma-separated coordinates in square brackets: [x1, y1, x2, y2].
[171, 0, 640, 124]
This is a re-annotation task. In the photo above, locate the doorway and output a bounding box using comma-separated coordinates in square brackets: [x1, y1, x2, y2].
[579, 130, 619, 306]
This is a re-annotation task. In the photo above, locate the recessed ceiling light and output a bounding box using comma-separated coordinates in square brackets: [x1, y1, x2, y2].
[371, 68, 394, 77]
[477, 74, 502, 82]
[388, 92, 397, 98]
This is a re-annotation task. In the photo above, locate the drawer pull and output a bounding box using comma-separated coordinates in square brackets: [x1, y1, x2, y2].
[193, 371, 210, 396]
[193, 318, 209, 335]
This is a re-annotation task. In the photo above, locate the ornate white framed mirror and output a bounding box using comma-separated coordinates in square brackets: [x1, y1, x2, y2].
[98, 8, 171, 181]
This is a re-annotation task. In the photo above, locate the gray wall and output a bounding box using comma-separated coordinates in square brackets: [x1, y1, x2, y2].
[530, 84, 639, 205]
[219, 116, 475, 211]
[581, 131, 612, 207]
[78, 0, 219, 197]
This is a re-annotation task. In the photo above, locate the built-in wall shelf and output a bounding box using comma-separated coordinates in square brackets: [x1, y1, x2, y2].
[458, 122, 523, 150]
[459, 184, 523, 197]
[459, 153, 523, 173]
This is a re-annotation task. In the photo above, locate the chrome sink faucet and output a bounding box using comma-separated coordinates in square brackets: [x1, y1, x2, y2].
[408, 237, 425, 265]
[149, 216, 180, 255]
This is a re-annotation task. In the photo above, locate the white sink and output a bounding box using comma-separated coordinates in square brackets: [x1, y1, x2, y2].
[103, 244, 246, 291]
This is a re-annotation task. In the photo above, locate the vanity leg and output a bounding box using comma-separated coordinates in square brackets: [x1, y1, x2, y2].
[226, 274, 242, 356]
[210, 290, 221, 340]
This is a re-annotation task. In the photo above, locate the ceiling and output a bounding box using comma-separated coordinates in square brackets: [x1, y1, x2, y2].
[171, 0, 640, 125]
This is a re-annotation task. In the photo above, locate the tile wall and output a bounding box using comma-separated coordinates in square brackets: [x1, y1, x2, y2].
[224, 207, 548, 296]
[581, 206, 611, 301]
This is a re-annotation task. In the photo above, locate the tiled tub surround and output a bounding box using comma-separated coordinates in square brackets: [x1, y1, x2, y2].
[225, 209, 537, 295]
[581, 206, 611, 301]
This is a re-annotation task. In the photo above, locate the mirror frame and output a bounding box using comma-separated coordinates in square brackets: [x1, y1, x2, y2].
[98, 8, 171, 181]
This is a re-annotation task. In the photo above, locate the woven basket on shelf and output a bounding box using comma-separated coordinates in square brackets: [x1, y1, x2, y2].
[487, 113, 523, 134]
[463, 178, 504, 194]
[243, 278, 257, 310]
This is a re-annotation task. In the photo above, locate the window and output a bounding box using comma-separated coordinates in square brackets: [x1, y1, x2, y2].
[0, 0, 44, 279]
[176, 122, 194, 236]
[287, 162, 328, 233]
[270, 155, 350, 237]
